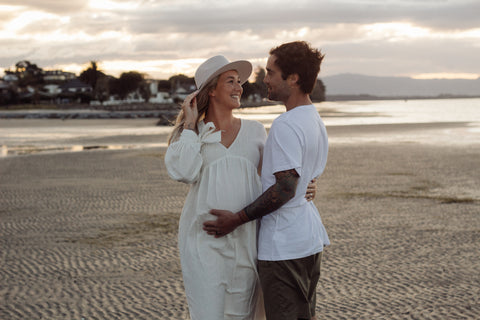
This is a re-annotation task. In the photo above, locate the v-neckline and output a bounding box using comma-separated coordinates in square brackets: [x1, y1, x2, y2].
[219, 118, 243, 150]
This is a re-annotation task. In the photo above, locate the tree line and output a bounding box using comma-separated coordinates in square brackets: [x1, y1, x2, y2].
[1, 60, 325, 106]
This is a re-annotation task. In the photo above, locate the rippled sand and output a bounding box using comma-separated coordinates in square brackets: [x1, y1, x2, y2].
[1, 128, 479, 319]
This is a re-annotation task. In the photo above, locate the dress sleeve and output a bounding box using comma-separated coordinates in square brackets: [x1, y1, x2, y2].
[164, 129, 203, 184]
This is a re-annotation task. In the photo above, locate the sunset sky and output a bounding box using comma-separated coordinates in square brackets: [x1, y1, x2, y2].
[1, 0, 479, 80]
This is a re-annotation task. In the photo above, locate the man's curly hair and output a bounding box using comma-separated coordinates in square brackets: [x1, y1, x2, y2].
[270, 41, 324, 94]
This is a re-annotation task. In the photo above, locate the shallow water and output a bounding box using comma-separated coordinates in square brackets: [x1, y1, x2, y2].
[1, 98, 479, 156]
[238, 98, 480, 145]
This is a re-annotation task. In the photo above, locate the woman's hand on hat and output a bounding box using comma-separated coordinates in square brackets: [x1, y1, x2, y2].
[183, 90, 199, 130]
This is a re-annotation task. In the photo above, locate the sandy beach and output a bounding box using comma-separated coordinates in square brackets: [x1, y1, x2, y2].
[1, 121, 479, 319]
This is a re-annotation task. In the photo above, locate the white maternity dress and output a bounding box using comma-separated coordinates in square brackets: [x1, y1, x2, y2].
[165, 119, 267, 320]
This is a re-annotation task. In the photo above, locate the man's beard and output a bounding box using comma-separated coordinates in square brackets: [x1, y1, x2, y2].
[267, 87, 286, 102]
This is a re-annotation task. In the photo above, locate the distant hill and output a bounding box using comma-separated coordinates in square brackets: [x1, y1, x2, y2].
[322, 74, 480, 99]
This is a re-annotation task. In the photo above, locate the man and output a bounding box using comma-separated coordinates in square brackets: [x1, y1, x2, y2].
[204, 41, 329, 320]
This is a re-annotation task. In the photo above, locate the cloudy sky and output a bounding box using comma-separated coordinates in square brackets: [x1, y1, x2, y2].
[1, 0, 479, 80]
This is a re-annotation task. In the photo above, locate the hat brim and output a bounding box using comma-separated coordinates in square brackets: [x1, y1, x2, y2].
[198, 60, 253, 91]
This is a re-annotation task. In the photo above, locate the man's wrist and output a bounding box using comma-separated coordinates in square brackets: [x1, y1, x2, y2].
[236, 210, 250, 224]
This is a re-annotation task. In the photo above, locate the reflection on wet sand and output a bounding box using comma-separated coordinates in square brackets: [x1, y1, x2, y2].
[1, 143, 168, 157]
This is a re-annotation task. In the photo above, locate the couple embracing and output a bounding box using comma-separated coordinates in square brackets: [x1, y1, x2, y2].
[165, 40, 329, 320]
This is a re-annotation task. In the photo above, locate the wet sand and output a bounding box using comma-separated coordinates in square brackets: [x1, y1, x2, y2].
[1, 124, 479, 319]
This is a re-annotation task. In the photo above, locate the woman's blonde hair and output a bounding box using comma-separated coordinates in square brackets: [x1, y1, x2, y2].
[167, 76, 219, 145]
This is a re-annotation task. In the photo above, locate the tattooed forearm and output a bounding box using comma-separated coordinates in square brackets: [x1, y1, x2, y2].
[242, 169, 299, 221]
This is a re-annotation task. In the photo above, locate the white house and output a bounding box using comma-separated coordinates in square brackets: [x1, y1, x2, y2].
[3, 74, 18, 82]
[149, 80, 159, 96]
[150, 92, 173, 103]
[42, 84, 62, 95]
[60, 79, 92, 93]
[43, 70, 76, 82]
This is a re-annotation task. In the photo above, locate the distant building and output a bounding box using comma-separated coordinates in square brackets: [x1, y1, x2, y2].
[60, 78, 92, 94]
[0, 80, 12, 104]
[149, 80, 159, 96]
[3, 74, 18, 82]
[41, 84, 62, 97]
[172, 84, 195, 102]
[150, 92, 173, 103]
[58, 79, 92, 103]
[43, 70, 76, 83]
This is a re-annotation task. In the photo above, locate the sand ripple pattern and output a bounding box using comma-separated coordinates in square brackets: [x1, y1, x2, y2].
[1, 145, 479, 319]
[1, 150, 190, 319]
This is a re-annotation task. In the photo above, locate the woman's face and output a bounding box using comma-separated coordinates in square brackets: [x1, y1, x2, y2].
[209, 70, 243, 109]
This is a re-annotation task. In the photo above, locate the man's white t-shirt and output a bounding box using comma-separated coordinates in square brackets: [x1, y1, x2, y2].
[258, 104, 330, 261]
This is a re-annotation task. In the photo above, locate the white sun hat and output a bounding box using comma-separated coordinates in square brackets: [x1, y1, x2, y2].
[194, 55, 253, 90]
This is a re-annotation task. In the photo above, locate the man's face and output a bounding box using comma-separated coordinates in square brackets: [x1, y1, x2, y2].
[263, 55, 290, 102]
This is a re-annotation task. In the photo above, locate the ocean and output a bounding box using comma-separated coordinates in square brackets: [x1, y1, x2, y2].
[1, 98, 479, 156]
[237, 98, 480, 145]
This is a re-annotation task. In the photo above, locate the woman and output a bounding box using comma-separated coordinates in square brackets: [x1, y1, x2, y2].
[165, 55, 316, 320]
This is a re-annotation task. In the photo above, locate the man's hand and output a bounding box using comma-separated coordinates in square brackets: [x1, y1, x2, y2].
[203, 209, 243, 238]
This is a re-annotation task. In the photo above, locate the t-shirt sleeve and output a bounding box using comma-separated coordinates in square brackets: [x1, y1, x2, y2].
[268, 120, 303, 176]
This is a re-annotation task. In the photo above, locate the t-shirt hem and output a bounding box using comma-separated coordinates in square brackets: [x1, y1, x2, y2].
[258, 247, 325, 261]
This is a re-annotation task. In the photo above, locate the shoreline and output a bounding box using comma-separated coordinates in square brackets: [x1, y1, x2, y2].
[2, 95, 480, 119]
